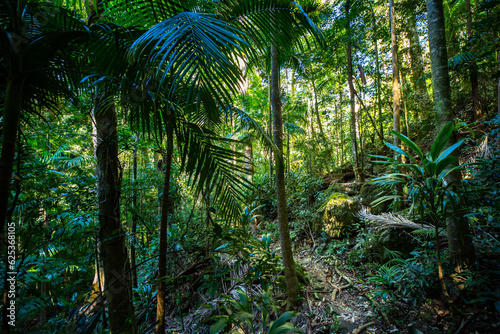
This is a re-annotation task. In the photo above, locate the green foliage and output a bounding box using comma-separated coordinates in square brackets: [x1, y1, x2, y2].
[370, 122, 465, 225]
[207, 287, 302, 334]
[367, 249, 438, 308]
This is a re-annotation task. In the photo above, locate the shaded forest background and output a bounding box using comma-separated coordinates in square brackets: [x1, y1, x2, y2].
[0, 0, 499, 333]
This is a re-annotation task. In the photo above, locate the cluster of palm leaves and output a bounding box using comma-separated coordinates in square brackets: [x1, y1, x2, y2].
[1, 0, 322, 224]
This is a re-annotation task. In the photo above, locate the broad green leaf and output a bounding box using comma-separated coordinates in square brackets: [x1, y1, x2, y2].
[269, 322, 303, 334]
[385, 142, 413, 162]
[393, 131, 423, 162]
[430, 122, 454, 160]
[269, 311, 295, 332]
[210, 318, 228, 334]
[434, 139, 464, 165]
[435, 156, 458, 175]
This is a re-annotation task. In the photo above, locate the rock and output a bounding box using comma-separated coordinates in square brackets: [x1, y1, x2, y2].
[359, 182, 390, 214]
[313, 192, 360, 238]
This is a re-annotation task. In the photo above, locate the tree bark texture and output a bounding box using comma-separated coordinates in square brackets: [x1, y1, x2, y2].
[271, 44, 299, 309]
[94, 97, 136, 334]
[156, 133, 173, 334]
[426, 0, 476, 271]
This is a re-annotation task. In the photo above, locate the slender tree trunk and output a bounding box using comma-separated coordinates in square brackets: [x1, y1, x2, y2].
[391, 0, 403, 207]
[270, 44, 299, 309]
[339, 89, 344, 166]
[465, 0, 481, 120]
[156, 132, 173, 334]
[94, 96, 136, 334]
[426, 0, 476, 271]
[406, 8, 431, 110]
[391, 0, 401, 150]
[346, 0, 360, 181]
[268, 76, 273, 183]
[371, 6, 384, 144]
[130, 135, 138, 290]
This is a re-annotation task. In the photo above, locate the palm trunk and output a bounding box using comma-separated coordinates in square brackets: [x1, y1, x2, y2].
[426, 0, 476, 271]
[268, 76, 273, 183]
[156, 132, 173, 334]
[94, 97, 136, 334]
[271, 44, 299, 309]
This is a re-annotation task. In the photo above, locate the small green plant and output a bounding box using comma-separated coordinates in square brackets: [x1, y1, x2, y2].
[369, 122, 466, 296]
[207, 287, 302, 334]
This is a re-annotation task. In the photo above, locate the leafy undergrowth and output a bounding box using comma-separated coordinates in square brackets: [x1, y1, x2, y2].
[149, 220, 499, 334]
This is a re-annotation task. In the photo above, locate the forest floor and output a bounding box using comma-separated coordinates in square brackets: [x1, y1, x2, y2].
[289, 242, 499, 334]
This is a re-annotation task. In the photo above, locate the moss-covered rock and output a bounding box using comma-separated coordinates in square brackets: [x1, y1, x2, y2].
[359, 182, 390, 214]
[313, 192, 360, 238]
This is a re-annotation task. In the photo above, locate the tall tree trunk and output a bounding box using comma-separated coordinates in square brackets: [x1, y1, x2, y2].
[391, 0, 403, 207]
[465, 0, 481, 120]
[156, 132, 173, 334]
[339, 89, 344, 166]
[426, 0, 476, 271]
[94, 96, 136, 334]
[270, 44, 299, 309]
[371, 5, 384, 144]
[391, 0, 401, 150]
[130, 135, 139, 290]
[346, 0, 361, 181]
[268, 76, 273, 183]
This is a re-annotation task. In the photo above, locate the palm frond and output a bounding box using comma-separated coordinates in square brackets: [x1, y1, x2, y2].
[130, 12, 247, 120]
[232, 106, 279, 155]
[214, 0, 324, 55]
[356, 208, 434, 231]
[175, 120, 253, 222]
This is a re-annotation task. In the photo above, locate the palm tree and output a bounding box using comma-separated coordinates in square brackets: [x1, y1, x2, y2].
[0, 2, 87, 331]
[105, 0, 322, 329]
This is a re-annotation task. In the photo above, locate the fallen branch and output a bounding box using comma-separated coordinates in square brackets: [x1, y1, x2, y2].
[351, 321, 375, 334]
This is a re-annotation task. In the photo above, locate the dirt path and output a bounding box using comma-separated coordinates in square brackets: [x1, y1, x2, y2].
[294, 248, 386, 334]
